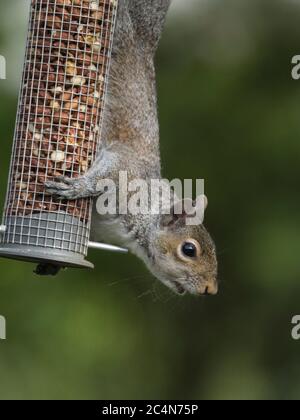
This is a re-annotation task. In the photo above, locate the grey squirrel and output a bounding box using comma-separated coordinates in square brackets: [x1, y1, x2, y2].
[46, 0, 218, 296]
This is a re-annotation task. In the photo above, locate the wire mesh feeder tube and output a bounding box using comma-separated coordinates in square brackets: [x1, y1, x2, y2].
[0, 0, 118, 271]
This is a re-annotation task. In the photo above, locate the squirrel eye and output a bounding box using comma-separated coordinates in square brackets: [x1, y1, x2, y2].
[181, 242, 197, 258]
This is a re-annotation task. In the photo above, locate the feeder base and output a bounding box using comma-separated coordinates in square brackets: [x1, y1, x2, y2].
[0, 244, 94, 269]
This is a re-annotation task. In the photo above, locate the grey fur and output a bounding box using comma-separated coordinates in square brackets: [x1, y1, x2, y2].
[45, 0, 218, 296]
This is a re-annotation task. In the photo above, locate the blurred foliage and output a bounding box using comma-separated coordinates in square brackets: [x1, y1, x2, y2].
[0, 0, 300, 400]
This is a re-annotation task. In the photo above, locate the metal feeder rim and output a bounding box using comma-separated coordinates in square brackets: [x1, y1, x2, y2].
[0, 244, 94, 269]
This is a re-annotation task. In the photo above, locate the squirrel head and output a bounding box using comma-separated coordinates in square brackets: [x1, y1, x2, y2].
[147, 196, 218, 296]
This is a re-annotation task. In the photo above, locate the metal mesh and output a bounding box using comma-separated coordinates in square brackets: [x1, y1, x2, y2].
[1, 0, 118, 261]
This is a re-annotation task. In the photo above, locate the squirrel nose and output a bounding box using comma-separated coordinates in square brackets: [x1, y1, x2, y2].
[202, 282, 218, 296]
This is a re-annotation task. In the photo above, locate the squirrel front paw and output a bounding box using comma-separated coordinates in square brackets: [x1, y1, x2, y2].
[45, 176, 89, 200]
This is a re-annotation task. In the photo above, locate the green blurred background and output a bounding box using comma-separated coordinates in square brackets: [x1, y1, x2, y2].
[0, 0, 300, 400]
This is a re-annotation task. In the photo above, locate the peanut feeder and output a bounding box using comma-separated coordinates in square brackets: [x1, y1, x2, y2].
[0, 0, 121, 272]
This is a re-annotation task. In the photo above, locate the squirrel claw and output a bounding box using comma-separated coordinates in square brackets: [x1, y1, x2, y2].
[54, 176, 75, 185]
[45, 177, 86, 200]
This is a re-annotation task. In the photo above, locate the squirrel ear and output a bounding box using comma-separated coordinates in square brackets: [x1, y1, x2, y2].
[194, 195, 208, 211]
[160, 195, 208, 228]
[160, 203, 183, 228]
